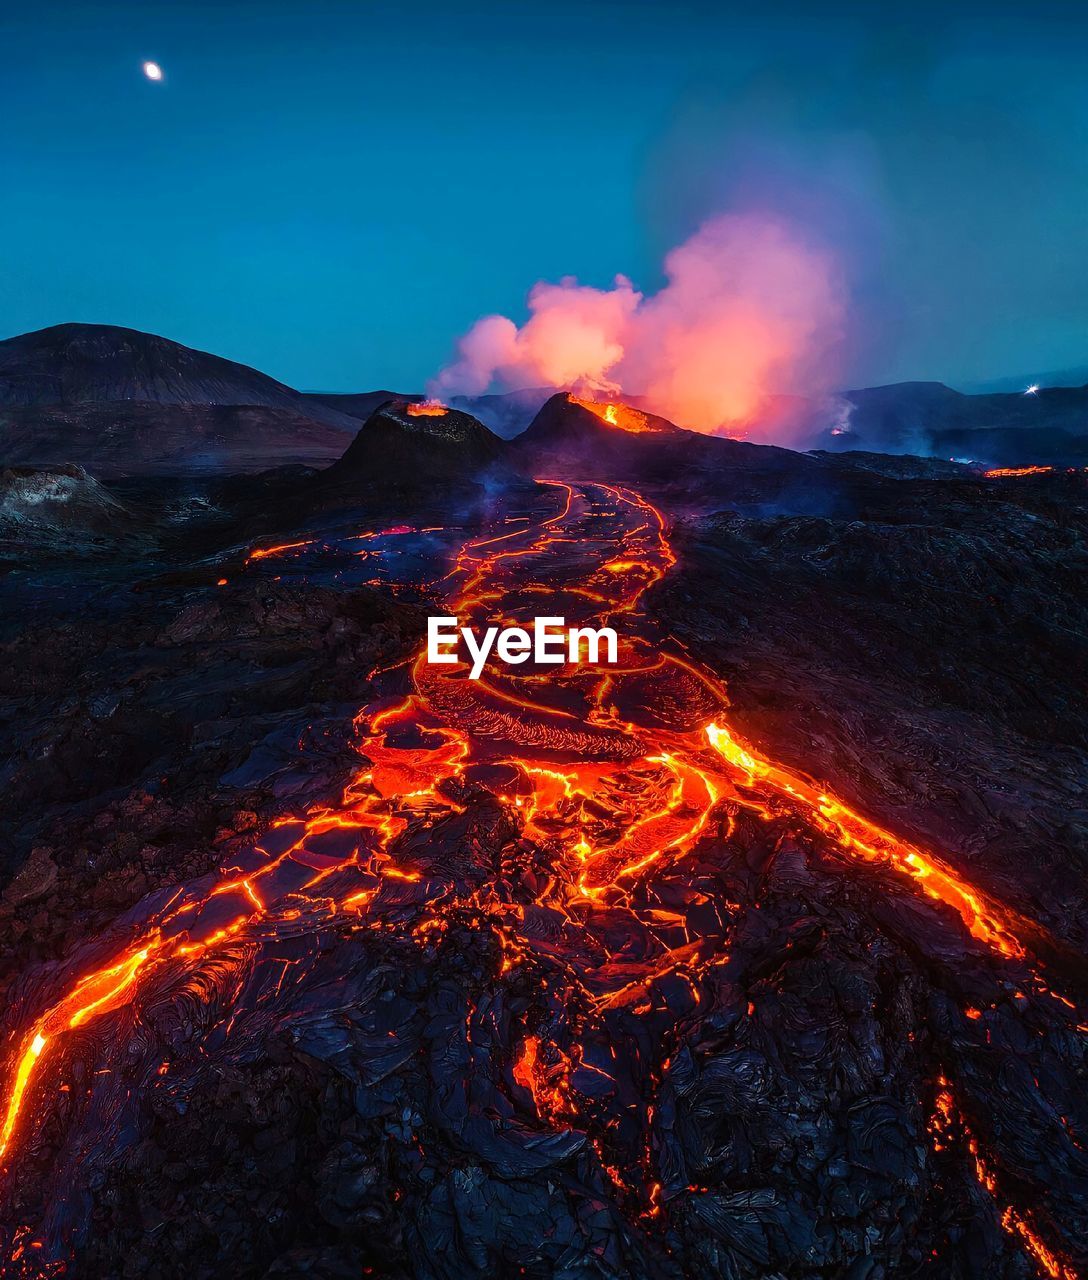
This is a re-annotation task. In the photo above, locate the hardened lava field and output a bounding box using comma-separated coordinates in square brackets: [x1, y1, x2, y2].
[0, 401, 1086, 1279]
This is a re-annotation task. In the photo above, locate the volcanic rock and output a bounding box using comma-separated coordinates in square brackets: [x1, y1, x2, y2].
[0, 401, 352, 476]
[1, 375, 1086, 1280]
[0, 463, 145, 555]
[662, 467, 1088, 954]
[321, 400, 506, 488]
[809, 449, 976, 479]
[1, 847, 57, 906]
[516, 392, 841, 511]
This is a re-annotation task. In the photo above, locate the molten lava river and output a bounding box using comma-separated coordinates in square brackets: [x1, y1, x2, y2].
[1, 482, 1085, 1277]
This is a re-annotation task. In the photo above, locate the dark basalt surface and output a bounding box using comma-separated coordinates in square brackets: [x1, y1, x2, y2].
[0, 397, 1085, 1280]
[809, 450, 977, 480]
[0, 402, 352, 476]
[659, 469, 1088, 957]
[0, 571, 425, 950]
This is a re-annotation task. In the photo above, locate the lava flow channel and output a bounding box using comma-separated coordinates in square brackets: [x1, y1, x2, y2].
[0, 479, 1083, 1275]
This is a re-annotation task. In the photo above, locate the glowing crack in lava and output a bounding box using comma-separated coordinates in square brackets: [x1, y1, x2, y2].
[405, 400, 449, 417]
[930, 1080, 1079, 1279]
[0, 480, 1083, 1274]
[983, 465, 1055, 478]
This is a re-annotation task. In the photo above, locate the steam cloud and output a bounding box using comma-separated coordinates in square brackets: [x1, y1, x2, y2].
[430, 213, 846, 436]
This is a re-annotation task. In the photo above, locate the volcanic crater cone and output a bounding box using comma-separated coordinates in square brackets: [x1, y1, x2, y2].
[324, 399, 507, 485]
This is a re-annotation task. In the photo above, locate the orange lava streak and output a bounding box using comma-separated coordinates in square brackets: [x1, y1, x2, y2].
[405, 400, 448, 417]
[0, 945, 153, 1160]
[0, 1039, 44, 1165]
[930, 1081, 1077, 1279]
[245, 538, 315, 562]
[983, 465, 1054, 479]
[704, 722, 1024, 958]
[570, 396, 662, 434]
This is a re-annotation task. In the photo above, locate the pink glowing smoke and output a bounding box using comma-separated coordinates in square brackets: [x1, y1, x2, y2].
[430, 213, 846, 436]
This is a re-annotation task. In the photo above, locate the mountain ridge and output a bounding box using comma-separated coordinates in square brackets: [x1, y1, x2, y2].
[0, 323, 359, 432]
[3, 322, 1086, 473]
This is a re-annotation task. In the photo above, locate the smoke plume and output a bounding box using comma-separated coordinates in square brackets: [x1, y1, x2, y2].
[430, 213, 846, 437]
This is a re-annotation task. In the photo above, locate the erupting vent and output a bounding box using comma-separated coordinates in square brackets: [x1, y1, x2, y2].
[570, 396, 662, 434]
[406, 400, 449, 417]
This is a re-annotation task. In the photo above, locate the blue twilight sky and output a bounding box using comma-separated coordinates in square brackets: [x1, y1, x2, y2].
[2, 0, 1088, 393]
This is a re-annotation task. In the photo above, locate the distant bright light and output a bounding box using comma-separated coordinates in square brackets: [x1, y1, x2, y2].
[142, 61, 163, 82]
[1025, 383, 1040, 395]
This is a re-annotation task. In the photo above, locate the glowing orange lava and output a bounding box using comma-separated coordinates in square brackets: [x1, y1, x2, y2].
[570, 396, 661, 434]
[245, 538, 315, 562]
[703, 722, 1024, 958]
[983, 465, 1055, 478]
[406, 400, 449, 417]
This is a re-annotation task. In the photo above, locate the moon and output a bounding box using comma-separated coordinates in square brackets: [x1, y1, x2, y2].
[142, 61, 164, 82]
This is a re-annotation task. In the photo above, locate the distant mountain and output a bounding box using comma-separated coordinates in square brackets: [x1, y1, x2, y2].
[930, 425, 1088, 468]
[962, 365, 1088, 394]
[820, 380, 1088, 463]
[0, 323, 365, 476]
[6, 323, 1084, 478]
[303, 391, 419, 422]
[0, 323, 359, 431]
[0, 402, 349, 477]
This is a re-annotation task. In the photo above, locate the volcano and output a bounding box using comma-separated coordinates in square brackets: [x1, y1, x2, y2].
[305, 401, 508, 514]
[516, 392, 847, 514]
[328, 399, 505, 480]
[0, 371, 1085, 1280]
